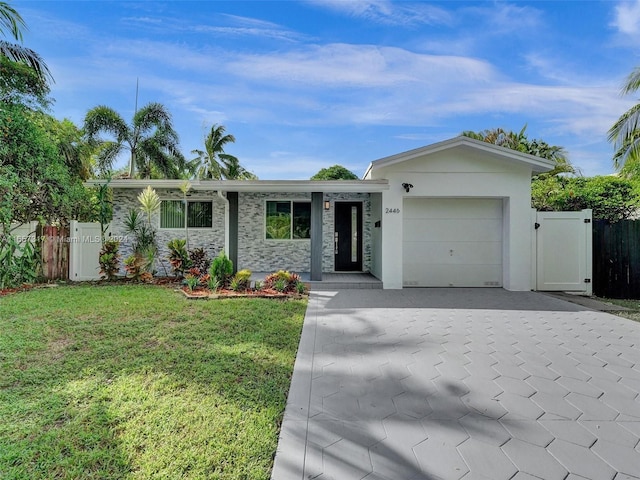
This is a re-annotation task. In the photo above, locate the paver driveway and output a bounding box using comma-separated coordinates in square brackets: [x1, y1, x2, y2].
[271, 289, 640, 480]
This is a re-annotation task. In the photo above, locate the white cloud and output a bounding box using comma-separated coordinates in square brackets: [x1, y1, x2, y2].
[612, 0, 640, 35]
[307, 0, 452, 26]
[225, 43, 498, 88]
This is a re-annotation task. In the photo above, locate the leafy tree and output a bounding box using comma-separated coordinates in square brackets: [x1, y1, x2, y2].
[0, 104, 91, 228]
[462, 125, 576, 177]
[609, 66, 640, 174]
[531, 175, 640, 222]
[192, 124, 255, 179]
[83, 102, 185, 179]
[0, 55, 49, 108]
[311, 164, 359, 180]
[0, 1, 51, 82]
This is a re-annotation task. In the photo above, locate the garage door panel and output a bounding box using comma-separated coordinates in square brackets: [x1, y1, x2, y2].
[403, 263, 502, 287]
[403, 198, 503, 287]
[404, 198, 503, 219]
[404, 218, 502, 242]
[403, 241, 502, 265]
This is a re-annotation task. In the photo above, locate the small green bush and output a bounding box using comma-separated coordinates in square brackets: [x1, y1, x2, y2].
[230, 269, 252, 291]
[209, 251, 233, 287]
[184, 274, 199, 291]
[263, 270, 304, 294]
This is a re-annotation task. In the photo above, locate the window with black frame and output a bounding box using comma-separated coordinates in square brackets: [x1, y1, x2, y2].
[265, 200, 310, 239]
[160, 200, 213, 228]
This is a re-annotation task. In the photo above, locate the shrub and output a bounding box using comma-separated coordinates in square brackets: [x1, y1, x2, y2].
[0, 233, 40, 289]
[263, 270, 304, 294]
[189, 248, 211, 274]
[184, 274, 199, 291]
[98, 239, 120, 280]
[167, 239, 190, 277]
[210, 251, 233, 287]
[273, 278, 287, 293]
[230, 269, 252, 292]
[124, 254, 152, 282]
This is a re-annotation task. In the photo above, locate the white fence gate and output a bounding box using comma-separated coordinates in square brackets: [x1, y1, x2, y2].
[69, 221, 110, 281]
[534, 209, 592, 295]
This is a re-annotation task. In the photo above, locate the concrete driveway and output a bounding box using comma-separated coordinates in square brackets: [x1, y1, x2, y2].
[271, 289, 640, 480]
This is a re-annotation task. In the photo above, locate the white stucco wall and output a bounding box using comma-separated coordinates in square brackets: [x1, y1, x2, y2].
[367, 149, 535, 291]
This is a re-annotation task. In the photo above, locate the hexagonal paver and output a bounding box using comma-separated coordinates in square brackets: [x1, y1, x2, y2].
[392, 391, 432, 419]
[531, 391, 582, 420]
[272, 289, 640, 480]
[547, 439, 616, 479]
[566, 393, 619, 421]
[458, 438, 517, 479]
[539, 420, 597, 448]
[497, 392, 545, 420]
[413, 436, 469, 479]
[502, 438, 568, 479]
[579, 421, 640, 449]
[322, 438, 373, 480]
[592, 440, 640, 477]
[459, 412, 512, 446]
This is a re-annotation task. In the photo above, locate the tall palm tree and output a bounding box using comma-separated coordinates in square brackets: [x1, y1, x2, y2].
[83, 102, 185, 179]
[191, 124, 256, 180]
[462, 125, 576, 177]
[0, 1, 51, 82]
[608, 67, 640, 173]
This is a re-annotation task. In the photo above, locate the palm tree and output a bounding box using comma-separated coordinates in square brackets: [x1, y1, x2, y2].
[220, 155, 257, 180]
[0, 1, 51, 82]
[608, 67, 640, 173]
[192, 124, 256, 179]
[83, 102, 185, 179]
[462, 125, 576, 177]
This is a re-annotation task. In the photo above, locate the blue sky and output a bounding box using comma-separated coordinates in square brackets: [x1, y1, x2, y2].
[13, 0, 640, 179]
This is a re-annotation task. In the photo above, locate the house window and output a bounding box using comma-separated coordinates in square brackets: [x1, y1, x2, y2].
[160, 200, 213, 228]
[265, 201, 311, 239]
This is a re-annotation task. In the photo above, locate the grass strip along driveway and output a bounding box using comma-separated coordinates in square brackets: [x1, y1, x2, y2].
[0, 284, 306, 480]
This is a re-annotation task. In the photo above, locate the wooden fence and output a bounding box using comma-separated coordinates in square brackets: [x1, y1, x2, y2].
[593, 219, 640, 299]
[37, 224, 69, 281]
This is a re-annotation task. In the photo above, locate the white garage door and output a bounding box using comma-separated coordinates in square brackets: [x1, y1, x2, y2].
[403, 198, 503, 287]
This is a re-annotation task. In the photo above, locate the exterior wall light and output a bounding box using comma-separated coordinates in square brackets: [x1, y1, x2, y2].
[324, 200, 331, 210]
[402, 182, 414, 193]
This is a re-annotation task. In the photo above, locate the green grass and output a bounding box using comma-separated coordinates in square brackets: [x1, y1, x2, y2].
[595, 296, 640, 322]
[0, 284, 307, 480]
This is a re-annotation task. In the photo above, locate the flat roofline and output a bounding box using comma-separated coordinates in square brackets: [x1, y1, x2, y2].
[85, 179, 390, 193]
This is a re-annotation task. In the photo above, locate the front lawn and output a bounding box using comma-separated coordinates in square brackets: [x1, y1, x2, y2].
[0, 284, 307, 480]
[596, 296, 640, 323]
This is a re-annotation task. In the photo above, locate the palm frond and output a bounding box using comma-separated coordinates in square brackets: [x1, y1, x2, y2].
[621, 66, 640, 95]
[0, 40, 52, 82]
[0, 2, 25, 42]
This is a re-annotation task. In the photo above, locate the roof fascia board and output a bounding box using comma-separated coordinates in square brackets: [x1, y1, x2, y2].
[85, 179, 389, 193]
[369, 136, 555, 173]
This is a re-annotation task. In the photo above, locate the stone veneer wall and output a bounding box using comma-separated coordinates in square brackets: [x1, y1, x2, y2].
[238, 191, 371, 273]
[237, 192, 311, 272]
[111, 189, 226, 275]
[112, 189, 371, 275]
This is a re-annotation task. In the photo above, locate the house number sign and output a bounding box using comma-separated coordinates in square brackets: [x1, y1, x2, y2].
[385, 208, 401, 214]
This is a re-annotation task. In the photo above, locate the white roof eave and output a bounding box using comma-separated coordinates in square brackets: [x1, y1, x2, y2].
[369, 136, 556, 174]
[85, 179, 390, 193]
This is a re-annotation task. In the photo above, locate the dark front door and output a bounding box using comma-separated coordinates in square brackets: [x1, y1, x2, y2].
[334, 202, 362, 271]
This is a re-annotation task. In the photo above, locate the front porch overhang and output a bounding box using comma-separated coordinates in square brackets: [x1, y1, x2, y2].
[85, 179, 389, 193]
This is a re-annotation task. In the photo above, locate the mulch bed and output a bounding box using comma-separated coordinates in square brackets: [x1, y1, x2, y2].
[179, 286, 306, 300]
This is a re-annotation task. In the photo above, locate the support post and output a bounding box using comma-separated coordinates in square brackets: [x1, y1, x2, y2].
[311, 192, 323, 281]
[227, 192, 239, 273]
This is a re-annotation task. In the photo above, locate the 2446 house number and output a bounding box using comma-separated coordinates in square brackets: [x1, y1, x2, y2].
[385, 208, 400, 214]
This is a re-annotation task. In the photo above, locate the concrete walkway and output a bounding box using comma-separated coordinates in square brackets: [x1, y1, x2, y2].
[271, 289, 640, 480]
